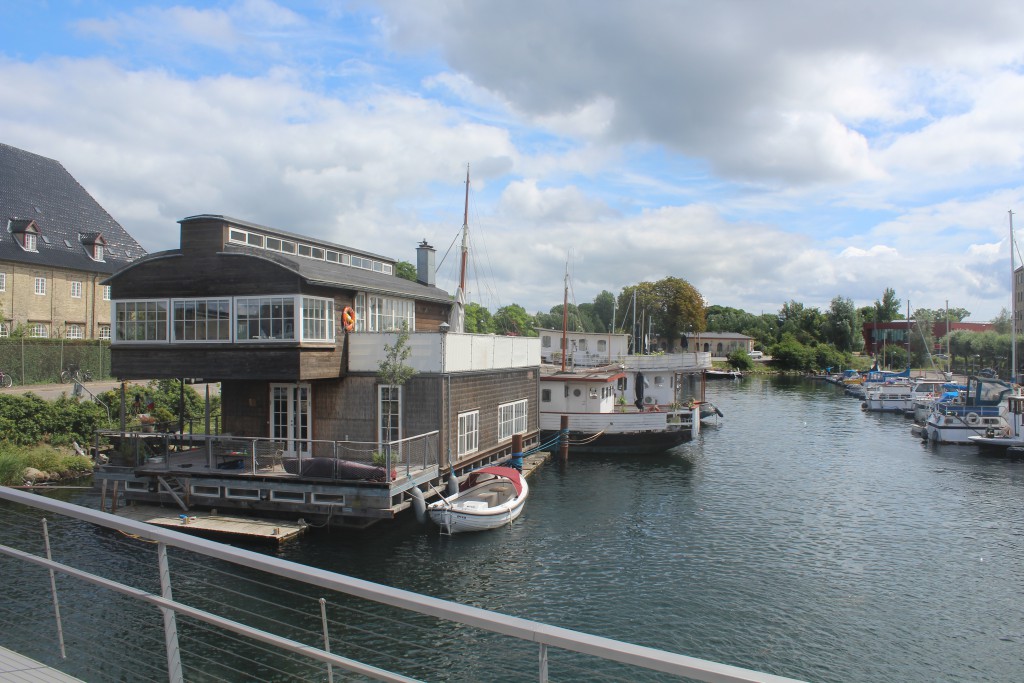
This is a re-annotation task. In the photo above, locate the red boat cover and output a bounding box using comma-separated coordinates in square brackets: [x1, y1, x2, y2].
[464, 466, 524, 496]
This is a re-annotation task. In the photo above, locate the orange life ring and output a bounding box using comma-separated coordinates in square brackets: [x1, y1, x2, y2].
[342, 306, 356, 332]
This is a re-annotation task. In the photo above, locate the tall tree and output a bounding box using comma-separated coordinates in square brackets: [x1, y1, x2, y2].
[592, 291, 616, 331]
[991, 307, 1012, 334]
[493, 304, 536, 336]
[823, 296, 859, 352]
[464, 302, 493, 333]
[395, 261, 417, 282]
[875, 288, 903, 322]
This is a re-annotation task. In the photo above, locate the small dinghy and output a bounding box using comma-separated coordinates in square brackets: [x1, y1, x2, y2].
[427, 466, 528, 534]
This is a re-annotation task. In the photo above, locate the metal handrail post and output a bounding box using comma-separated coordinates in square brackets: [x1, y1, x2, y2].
[42, 519, 66, 659]
[539, 643, 548, 683]
[157, 542, 184, 683]
[319, 598, 334, 683]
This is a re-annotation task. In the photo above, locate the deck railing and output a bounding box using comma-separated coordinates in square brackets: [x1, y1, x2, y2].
[0, 486, 805, 683]
[95, 429, 440, 483]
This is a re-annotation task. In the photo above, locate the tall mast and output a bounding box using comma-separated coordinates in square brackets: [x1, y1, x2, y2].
[561, 266, 569, 372]
[459, 165, 470, 294]
[1011, 210, 1016, 382]
[906, 299, 911, 368]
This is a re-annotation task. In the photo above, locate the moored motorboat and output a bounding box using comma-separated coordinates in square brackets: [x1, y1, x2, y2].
[427, 466, 528, 534]
[924, 376, 1014, 444]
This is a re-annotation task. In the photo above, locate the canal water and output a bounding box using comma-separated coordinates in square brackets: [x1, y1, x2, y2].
[3, 376, 1023, 682]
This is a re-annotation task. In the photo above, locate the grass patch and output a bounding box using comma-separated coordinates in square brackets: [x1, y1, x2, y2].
[0, 442, 93, 486]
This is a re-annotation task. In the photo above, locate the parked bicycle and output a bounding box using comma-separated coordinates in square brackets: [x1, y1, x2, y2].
[60, 364, 93, 384]
[0, 370, 13, 388]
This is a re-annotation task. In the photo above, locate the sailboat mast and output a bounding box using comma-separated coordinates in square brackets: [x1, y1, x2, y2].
[1011, 210, 1016, 383]
[561, 267, 569, 373]
[459, 166, 470, 294]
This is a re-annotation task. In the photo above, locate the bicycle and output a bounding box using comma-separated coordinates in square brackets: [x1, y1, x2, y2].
[0, 370, 13, 388]
[60, 364, 93, 384]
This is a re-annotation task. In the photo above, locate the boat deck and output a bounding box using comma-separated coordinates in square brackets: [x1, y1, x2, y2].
[113, 505, 308, 542]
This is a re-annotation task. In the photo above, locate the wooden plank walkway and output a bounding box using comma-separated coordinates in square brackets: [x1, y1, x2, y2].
[0, 646, 83, 682]
[113, 505, 308, 542]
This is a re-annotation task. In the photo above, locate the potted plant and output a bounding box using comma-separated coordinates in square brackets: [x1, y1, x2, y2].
[138, 414, 156, 433]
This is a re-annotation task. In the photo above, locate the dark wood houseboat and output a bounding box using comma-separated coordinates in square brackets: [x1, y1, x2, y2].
[96, 215, 540, 528]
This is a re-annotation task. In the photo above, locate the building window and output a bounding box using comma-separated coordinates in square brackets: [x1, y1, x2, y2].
[114, 300, 169, 342]
[541, 388, 551, 402]
[99, 325, 111, 341]
[498, 399, 528, 441]
[0, 323, 8, 338]
[457, 410, 479, 456]
[0, 273, 5, 292]
[23, 233, 37, 252]
[356, 293, 415, 332]
[172, 298, 232, 342]
[93, 244, 104, 261]
[597, 340, 607, 352]
[542, 335, 551, 348]
[30, 323, 47, 338]
[102, 286, 111, 301]
[235, 296, 295, 341]
[66, 324, 84, 340]
[34, 277, 46, 295]
[378, 385, 401, 448]
[301, 297, 335, 342]
[71, 281, 83, 298]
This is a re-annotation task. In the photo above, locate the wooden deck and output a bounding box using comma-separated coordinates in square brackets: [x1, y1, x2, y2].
[114, 505, 308, 542]
[0, 645, 84, 682]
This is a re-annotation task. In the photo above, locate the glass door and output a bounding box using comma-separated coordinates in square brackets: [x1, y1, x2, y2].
[270, 383, 311, 456]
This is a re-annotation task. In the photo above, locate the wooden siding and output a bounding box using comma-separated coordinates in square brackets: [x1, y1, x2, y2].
[179, 219, 229, 256]
[111, 253, 303, 299]
[111, 346, 344, 381]
[221, 380, 270, 437]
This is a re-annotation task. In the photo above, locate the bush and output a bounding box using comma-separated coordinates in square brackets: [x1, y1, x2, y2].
[0, 394, 110, 446]
[727, 349, 754, 371]
[0, 443, 94, 486]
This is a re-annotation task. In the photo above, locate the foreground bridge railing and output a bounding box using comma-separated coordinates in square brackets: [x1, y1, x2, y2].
[0, 487, 805, 683]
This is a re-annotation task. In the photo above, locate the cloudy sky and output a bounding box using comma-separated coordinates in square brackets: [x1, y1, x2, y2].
[3, 1, 1023, 322]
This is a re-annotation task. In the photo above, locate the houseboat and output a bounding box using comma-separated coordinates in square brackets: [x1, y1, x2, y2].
[96, 214, 541, 528]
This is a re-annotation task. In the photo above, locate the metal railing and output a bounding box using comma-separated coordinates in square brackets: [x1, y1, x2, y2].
[96, 430, 440, 482]
[0, 486, 805, 683]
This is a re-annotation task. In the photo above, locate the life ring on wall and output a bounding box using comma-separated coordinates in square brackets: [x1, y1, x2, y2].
[965, 412, 980, 426]
[342, 306, 356, 332]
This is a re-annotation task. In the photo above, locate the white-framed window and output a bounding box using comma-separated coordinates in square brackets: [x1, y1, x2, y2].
[92, 244, 104, 261]
[99, 325, 111, 341]
[235, 296, 295, 341]
[66, 324, 83, 339]
[102, 286, 111, 301]
[70, 281, 82, 298]
[498, 399, 529, 441]
[378, 385, 401, 448]
[355, 293, 415, 332]
[23, 233, 37, 252]
[114, 300, 168, 342]
[301, 297, 335, 342]
[30, 323, 48, 338]
[0, 323, 8, 338]
[457, 410, 479, 456]
[0, 273, 5, 292]
[34, 277, 46, 295]
[172, 298, 232, 342]
[597, 340, 607, 352]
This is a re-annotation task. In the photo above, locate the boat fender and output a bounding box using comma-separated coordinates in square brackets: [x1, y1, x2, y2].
[861, 402, 867, 411]
[409, 487, 427, 524]
[446, 473, 459, 497]
[965, 412, 980, 426]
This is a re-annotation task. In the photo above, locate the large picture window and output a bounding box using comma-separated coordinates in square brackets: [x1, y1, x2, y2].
[355, 293, 415, 332]
[115, 300, 168, 342]
[301, 297, 335, 341]
[235, 297, 295, 341]
[173, 299, 232, 342]
[457, 410, 479, 456]
[498, 399, 529, 441]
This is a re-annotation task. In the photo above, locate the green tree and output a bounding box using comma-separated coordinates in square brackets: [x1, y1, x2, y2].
[875, 288, 903, 322]
[778, 300, 824, 345]
[991, 307, 1012, 334]
[464, 302, 493, 333]
[823, 296, 859, 352]
[592, 291, 616, 332]
[377, 323, 416, 457]
[727, 348, 753, 371]
[395, 261, 417, 282]
[493, 304, 536, 336]
[769, 333, 816, 371]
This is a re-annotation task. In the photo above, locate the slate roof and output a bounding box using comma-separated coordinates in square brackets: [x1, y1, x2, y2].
[0, 143, 146, 274]
[113, 214, 453, 304]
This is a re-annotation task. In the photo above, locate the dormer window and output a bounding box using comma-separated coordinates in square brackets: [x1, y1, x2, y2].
[80, 232, 106, 262]
[10, 219, 39, 252]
